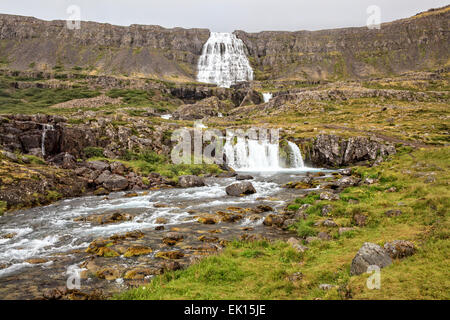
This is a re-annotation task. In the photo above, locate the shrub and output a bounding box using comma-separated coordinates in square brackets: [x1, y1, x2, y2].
[84, 147, 104, 158]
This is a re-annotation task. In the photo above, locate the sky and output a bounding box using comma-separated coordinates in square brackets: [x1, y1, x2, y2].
[0, 0, 448, 32]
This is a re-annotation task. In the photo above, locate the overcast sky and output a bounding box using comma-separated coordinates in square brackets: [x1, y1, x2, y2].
[0, 0, 448, 32]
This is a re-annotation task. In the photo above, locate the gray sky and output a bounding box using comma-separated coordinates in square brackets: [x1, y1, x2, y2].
[0, 0, 448, 32]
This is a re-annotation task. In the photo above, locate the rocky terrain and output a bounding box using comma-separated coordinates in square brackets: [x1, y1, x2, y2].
[0, 5, 448, 301]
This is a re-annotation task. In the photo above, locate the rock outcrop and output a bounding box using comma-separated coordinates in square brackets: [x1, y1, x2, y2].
[350, 242, 392, 275]
[225, 182, 256, 197]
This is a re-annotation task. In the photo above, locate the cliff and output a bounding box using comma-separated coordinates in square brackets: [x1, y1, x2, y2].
[235, 6, 450, 81]
[0, 14, 210, 80]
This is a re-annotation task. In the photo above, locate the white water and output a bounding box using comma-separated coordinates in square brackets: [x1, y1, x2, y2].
[160, 114, 172, 120]
[41, 124, 54, 157]
[224, 138, 306, 171]
[263, 93, 273, 103]
[197, 32, 254, 88]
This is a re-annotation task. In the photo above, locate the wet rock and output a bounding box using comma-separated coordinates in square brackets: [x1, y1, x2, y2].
[96, 267, 121, 281]
[353, 214, 368, 227]
[161, 261, 182, 271]
[155, 217, 168, 224]
[93, 187, 109, 196]
[123, 246, 153, 258]
[255, 204, 273, 212]
[236, 174, 254, 181]
[350, 242, 392, 275]
[124, 192, 138, 198]
[155, 251, 184, 260]
[263, 214, 284, 227]
[385, 209, 403, 217]
[155, 226, 165, 231]
[198, 235, 219, 243]
[218, 212, 243, 223]
[225, 182, 256, 196]
[25, 258, 48, 264]
[124, 267, 160, 280]
[197, 214, 218, 224]
[339, 168, 352, 176]
[383, 240, 416, 259]
[178, 175, 205, 188]
[162, 232, 184, 246]
[320, 192, 340, 201]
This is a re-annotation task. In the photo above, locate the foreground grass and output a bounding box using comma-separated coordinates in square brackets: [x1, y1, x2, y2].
[116, 147, 449, 300]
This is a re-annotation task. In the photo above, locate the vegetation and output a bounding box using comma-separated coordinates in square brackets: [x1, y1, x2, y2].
[117, 147, 449, 300]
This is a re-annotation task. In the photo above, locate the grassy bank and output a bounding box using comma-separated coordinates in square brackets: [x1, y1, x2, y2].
[116, 146, 449, 300]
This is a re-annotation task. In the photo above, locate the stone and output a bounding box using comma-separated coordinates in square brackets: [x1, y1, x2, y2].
[319, 284, 336, 290]
[155, 217, 168, 224]
[123, 246, 153, 258]
[93, 187, 109, 196]
[155, 251, 184, 260]
[263, 214, 284, 227]
[102, 174, 129, 191]
[318, 232, 332, 240]
[385, 209, 403, 217]
[350, 242, 392, 275]
[124, 267, 159, 280]
[288, 272, 303, 282]
[236, 174, 254, 181]
[282, 219, 297, 229]
[338, 227, 355, 235]
[197, 215, 217, 224]
[110, 161, 126, 175]
[321, 204, 333, 216]
[1, 151, 18, 162]
[322, 219, 338, 227]
[178, 175, 205, 188]
[305, 236, 321, 244]
[86, 160, 110, 172]
[320, 192, 340, 201]
[383, 240, 416, 259]
[353, 214, 368, 227]
[225, 182, 256, 196]
[162, 232, 184, 246]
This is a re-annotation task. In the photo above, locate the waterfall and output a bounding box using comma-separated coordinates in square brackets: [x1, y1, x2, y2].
[41, 124, 54, 157]
[263, 93, 273, 103]
[223, 138, 305, 171]
[197, 32, 254, 88]
[287, 141, 305, 168]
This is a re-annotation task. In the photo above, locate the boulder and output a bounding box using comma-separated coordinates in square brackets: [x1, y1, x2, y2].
[86, 161, 110, 172]
[226, 182, 256, 196]
[48, 152, 77, 169]
[102, 174, 129, 191]
[383, 240, 416, 259]
[320, 192, 340, 201]
[350, 242, 392, 275]
[178, 175, 205, 188]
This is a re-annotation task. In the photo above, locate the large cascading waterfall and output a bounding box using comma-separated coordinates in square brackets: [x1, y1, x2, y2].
[197, 32, 254, 88]
[224, 138, 305, 171]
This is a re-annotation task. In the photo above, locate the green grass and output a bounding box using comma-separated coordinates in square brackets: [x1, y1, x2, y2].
[116, 147, 450, 300]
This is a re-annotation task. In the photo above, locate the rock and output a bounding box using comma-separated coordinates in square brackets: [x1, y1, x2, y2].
[305, 236, 321, 244]
[320, 192, 340, 201]
[155, 251, 184, 260]
[387, 187, 397, 193]
[339, 168, 352, 176]
[86, 160, 110, 172]
[178, 175, 205, 188]
[288, 272, 303, 282]
[319, 284, 336, 290]
[25, 258, 48, 264]
[161, 261, 182, 271]
[102, 174, 128, 191]
[321, 204, 333, 216]
[385, 209, 403, 217]
[363, 178, 378, 185]
[322, 219, 338, 227]
[124, 267, 159, 280]
[197, 215, 217, 224]
[124, 192, 138, 198]
[48, 152, 77, 169]
[1, 151, 18, 162]
[123, 246, 153, 258]
[294, 204, 311, 219]
[383, 240, 416, 259]
[318, 232, 332, 240]
[236, 174, 254, 181]
[225, 182, 256, 196]
[335, 176, 361, 188]
[110, 162, 126, 175]
[353, 214, 368, 227]
[216, 172, 238, 178]
[255, 204, 273, 212]
[155, 217, 168, 224]
[350, 242, 392, 275]
[162, 232, 184, 246]
[263, 214, 284, 227]
[287, 237, 301, 246]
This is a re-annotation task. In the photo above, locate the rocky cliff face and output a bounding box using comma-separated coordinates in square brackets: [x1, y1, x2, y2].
[235, 6, 450, 81]
[0, 14, 210, 79]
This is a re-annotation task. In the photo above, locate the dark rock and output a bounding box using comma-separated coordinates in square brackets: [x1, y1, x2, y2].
[86, 161, 110, 172]
[318, 232, 332, 240]
[353, 214, 368, 227]
[383, 240, 416, 259]
[48, 152, 77, 169]
[385, 209, 403, 217]
[350, 242, 392, 275]
[236, 174, 254, 181]
[102, 174, 129, 191]
[225, 182, 256, 196]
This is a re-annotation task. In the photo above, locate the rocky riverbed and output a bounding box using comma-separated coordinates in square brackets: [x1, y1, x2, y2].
[0, 168, 340, 300]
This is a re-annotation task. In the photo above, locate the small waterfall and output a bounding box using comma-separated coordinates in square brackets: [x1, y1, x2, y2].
[263, 93, 273, 103]
[287, 141, 305, 168]
[223, 138, 305, 171]
[197, 32, 254, 88]
[41, 124, 54, 157]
